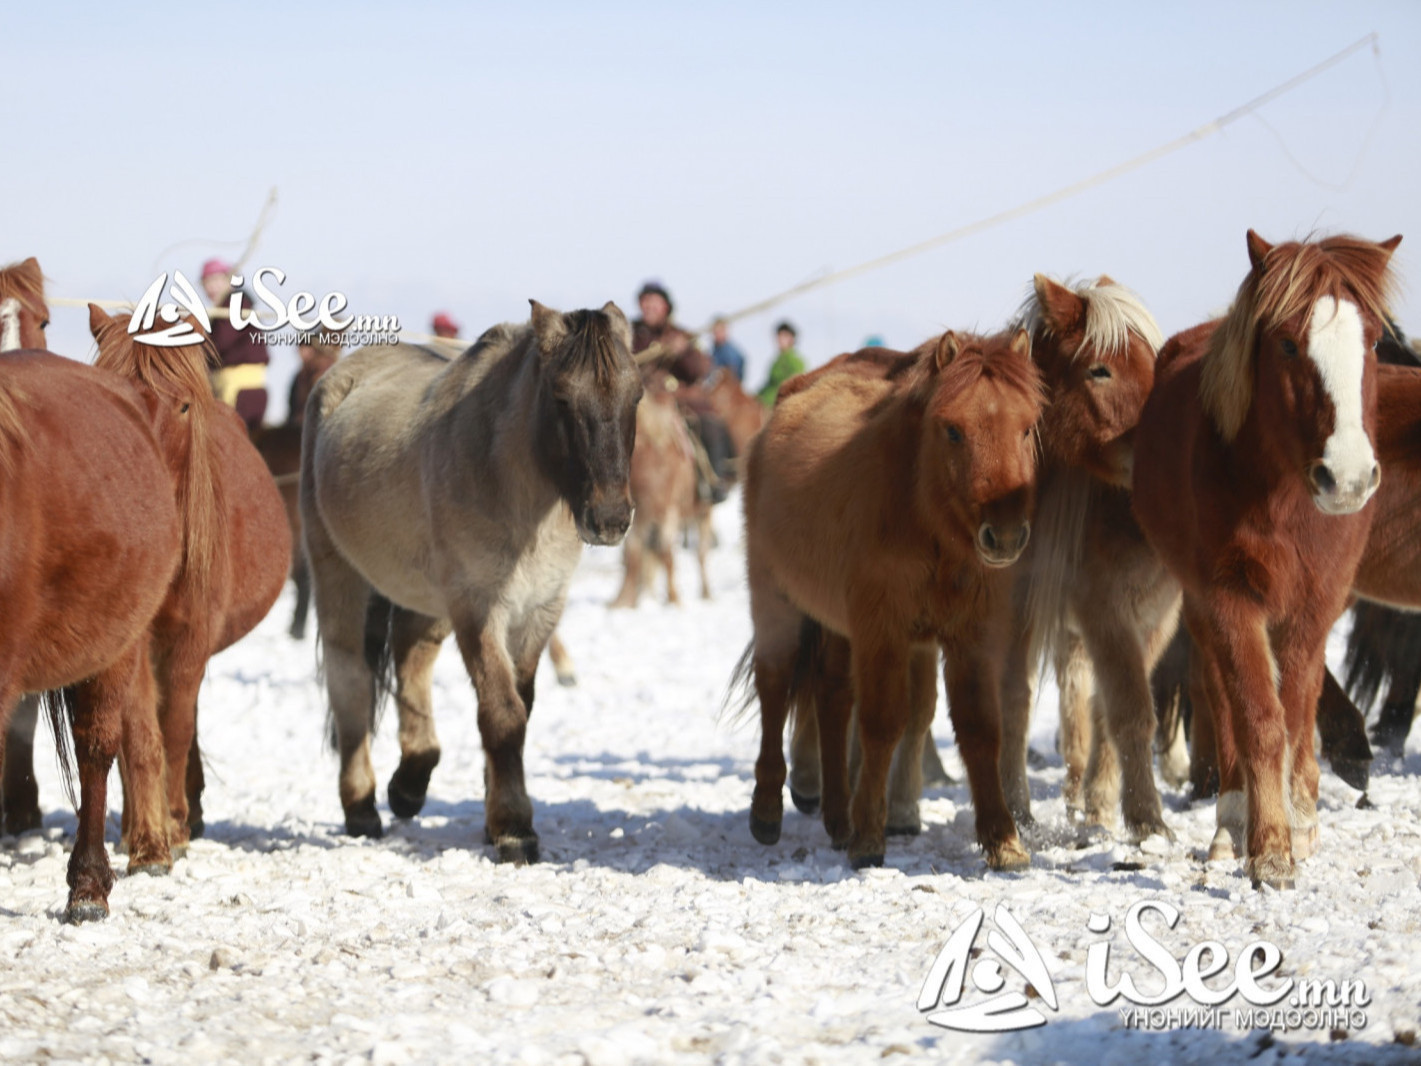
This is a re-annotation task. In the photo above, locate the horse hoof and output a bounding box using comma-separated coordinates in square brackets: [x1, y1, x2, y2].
[555, 671, 577, 688]
[1251, 874, 1296, 891]
[987, 838, 1031, 871]
[65, 900, 109, 924]
[187, 816, 205, 841]
[886, 820, 922, 838]
[850, 851, 884, 870]
[749, 814, 781, 846]
[387, 781, 428, 820]
[127, 862, 172, 878]
[789, 787, 820, 816]
[3, 809, 42, 836]
[1292, 824, 1320, 861]
[1128, 818, 1175, 845]
[344, 808, 384, 839]
[1329, 757, 1370, 793]
[1356, 793, 1373, 810]
[493, 835, 540, 865]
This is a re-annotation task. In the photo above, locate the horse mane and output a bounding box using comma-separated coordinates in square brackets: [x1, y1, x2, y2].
[90, 312, 224, 599]
[1014, 275, 1164, 361]
[1202, 235, 1399, 441]
[902, 329, 1045, 411]
[0, 384, 28, 476]
[555, 308, 629, 383]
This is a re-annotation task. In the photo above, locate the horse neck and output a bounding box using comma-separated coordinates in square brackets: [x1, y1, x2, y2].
[1377, 365, 1421, 464]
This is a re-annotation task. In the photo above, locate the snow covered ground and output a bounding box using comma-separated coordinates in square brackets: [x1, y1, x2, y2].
[3, 492, 1420, 1065]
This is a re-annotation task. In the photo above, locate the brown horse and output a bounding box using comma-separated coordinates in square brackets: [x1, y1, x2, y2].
[87, 306, 289, 859]
[611, 371, 707, 608]
[302, 302, 641, 860]
[704, 367, 766, 463]
[250, 423, 310, 636]
[741, 328, 1043, 870]
[1, 279, 184, 920]
[1133, 230, 1400, 889]
[1000, 274, 1177, 839]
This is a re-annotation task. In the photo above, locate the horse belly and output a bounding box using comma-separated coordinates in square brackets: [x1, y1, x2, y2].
[215, 414, 293, 650]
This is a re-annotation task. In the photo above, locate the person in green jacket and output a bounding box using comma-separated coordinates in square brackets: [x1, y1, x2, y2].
[757, 320, 805, 406]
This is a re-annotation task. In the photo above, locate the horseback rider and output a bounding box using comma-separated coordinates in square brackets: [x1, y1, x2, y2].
[630, 280, 736, 504]
[202, 258, 270, 431]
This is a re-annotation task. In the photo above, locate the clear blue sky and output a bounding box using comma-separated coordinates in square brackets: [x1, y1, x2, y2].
[4, 2, 1418, 416]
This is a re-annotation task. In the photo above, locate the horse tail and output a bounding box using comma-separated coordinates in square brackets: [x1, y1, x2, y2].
[785, 616, 827, 736]
[1344, 600, 1421, 710]
[722, 639, 758, 726]
[319, 591, 395, 751]
[39, 687, 79, 810]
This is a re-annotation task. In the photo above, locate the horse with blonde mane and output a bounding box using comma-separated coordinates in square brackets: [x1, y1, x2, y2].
[1133, 230, 1401, 889]
[0, 259, 184, 921]
[740, 327, 1043, 870]
[86, 306, 289, 859]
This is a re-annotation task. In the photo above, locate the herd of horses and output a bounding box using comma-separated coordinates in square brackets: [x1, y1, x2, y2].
[0, 229, 1416, 921]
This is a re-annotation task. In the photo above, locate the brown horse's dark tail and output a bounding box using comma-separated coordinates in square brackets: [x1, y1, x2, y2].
[318, 591, 396, 752]
[1344, 600, 1421, 754]
[39, 686, 79, 810]
[721, 615, 825, 729]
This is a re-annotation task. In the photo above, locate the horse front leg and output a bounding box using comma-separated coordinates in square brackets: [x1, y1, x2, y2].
[943, 642, 1028, 871]
[1196, 596, 1293, 889]
[813, 632, 854, 850]
[455, 612, 538, 864]
[386, 608, 452, 820]
[2, 694, 42, 834]
[997, 589, 1036, 825]
[154, 641, 208, 858]
[1054, 629, 1094, 820]
[120, 654, 174, 876]
[1273, 623, 1330, 862]
[847, 633, 912, 869]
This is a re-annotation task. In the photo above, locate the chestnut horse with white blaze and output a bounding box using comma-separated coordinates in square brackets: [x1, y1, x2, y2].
[302, 301, 641, 862]
[1132, 230, 1400, 889]
[741, 328, 1043, 870]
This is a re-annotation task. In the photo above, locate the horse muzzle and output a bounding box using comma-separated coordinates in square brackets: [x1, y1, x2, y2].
[1306, 458, 1380, 516]
[976, 520, 1030, 568]
[576, 501, 633, 546]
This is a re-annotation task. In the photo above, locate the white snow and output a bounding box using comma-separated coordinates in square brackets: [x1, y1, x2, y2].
[3, 490, 1420, 1065]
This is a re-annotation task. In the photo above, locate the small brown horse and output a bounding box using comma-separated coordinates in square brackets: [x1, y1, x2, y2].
[704, 367, 766, 463]
[611, 371, 708, 608]
[1, 262, 184, 919]
[1001, 274, 1177, 839]
[88, 306, 289, 859]
[741, 328, 1043, 870]
[303, 301, 641, 860]
[1133, 230, 1400, 889]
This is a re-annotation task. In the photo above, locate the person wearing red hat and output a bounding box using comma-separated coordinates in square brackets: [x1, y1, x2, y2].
[431, 312, 460, 339]
[201, 258, 269, 432]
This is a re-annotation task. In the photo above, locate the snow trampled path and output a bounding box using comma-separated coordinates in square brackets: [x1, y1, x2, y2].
[3, 497, 1421, 1065]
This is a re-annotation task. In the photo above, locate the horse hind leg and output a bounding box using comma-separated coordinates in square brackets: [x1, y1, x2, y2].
[121, 649, 174, 876]
[745, 588, 804, 847]
[886, 646, 938, 836]
[289, 549, 312, 641]
[3, 695, 43, 835]
[546, 631, 576, 687]
[1055, 630, 1093, 819]
[387, 608, 453, 820]
[787, 695, 821, 815]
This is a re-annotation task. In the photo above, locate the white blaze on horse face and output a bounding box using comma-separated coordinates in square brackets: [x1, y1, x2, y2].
[0, 298, 20, 352]
[1307, 295, 1377, 513]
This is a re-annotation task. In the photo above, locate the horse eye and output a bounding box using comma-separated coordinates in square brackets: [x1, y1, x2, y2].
[40, 319, 50, 330]
[945, 424, 963, 444]
[180, 403, 191, 414]
[1088, 365, 1112, 380]
[1281, 338, 1299, 358]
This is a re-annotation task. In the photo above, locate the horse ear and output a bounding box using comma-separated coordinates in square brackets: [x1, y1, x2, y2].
[18, 257, 42, 285]
[934, 331, 960, 371]
[529, 299, 567, 356]
[1379, 234, 1403, 259]
[1096, 274, 1116, 287]
[1246, 230, 1273, 274]
[1033, 274, 1084, 334]
[600, 300, 633, 349]
[87, 302, 112, 337]
[1009, 328, 1031, 357]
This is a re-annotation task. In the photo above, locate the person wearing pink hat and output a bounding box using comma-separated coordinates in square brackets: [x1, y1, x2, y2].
[201, 257, 269, 431]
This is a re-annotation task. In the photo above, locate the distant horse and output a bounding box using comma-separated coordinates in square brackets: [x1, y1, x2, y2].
[1132, 230, 1400, 889]
[302, 301, 640, 860]
[88, 306, 289, 858]
[0, 260, 183, 920]
[740, 328, 1043, 870]
[611, 370, 707, 608]
[999, 274, 1175, 839]
[250, 424, 309, 636]
[704, 368, 766, 464]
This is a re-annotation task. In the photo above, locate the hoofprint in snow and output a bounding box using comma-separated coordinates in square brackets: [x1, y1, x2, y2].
[2, 491, 1419, 1066]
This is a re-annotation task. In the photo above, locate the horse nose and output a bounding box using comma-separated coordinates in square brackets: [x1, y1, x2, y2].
[977, 520, 1030, 567]
[1307, 459, 1380, 515]
[579, 498, 633, 546]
